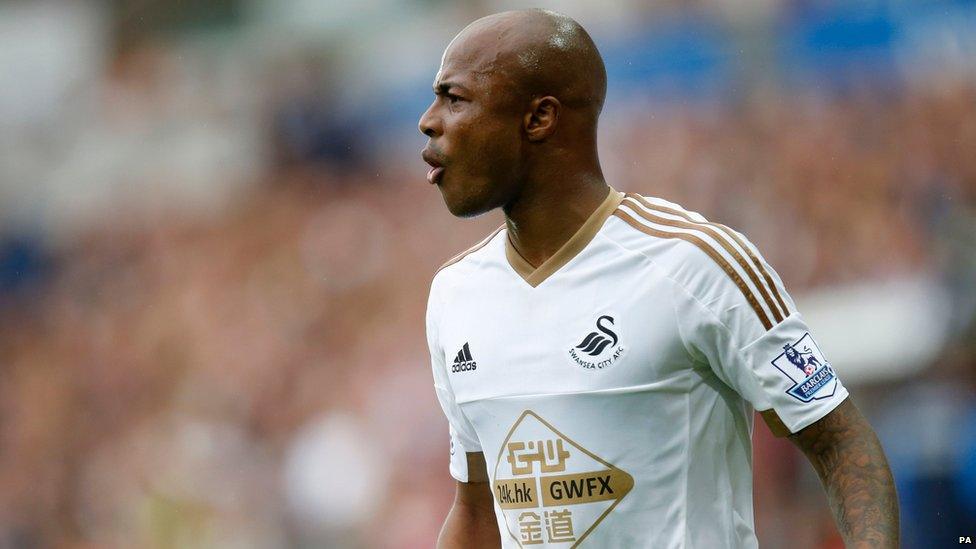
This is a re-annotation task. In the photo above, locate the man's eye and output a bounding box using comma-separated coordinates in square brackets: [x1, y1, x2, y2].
[447, 94, 461, 104]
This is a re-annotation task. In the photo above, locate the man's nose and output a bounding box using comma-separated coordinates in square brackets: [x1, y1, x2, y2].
[418, 103, 441, 137]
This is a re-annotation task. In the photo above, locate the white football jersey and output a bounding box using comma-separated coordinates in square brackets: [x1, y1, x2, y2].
[426, 188, 848, 548]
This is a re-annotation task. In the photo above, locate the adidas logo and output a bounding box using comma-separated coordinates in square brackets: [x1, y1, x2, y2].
[451, 342, 477, 373]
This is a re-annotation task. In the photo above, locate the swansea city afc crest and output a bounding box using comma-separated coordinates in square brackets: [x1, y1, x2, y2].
[567, 315, 626, 370]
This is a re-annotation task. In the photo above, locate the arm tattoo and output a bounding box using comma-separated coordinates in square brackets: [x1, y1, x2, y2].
[788, 398, 900, 548]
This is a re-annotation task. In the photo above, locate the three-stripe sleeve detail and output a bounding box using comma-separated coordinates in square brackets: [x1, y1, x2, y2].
[614, 196, 788, 331]
[711, 221, 790, 318]
[612, 208, 772, 330]
[623, 194, 787, 323]
[626, 194, 790, 318]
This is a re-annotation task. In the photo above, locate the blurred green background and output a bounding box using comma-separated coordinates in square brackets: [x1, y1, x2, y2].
[0, 1, 974, 547]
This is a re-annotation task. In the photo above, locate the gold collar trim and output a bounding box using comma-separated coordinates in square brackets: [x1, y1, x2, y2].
[505, 187, 624, 287]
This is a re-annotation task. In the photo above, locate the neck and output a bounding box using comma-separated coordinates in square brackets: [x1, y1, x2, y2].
[504, 168, 609, 268]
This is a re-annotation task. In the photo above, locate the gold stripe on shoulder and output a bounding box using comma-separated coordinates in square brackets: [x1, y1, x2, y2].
[627, 195, 790, 317]
[434, 224, 505, 276]
[612, 208, 773, 330]
[624, 194, 788, 322]
[712, 221, 790, 317]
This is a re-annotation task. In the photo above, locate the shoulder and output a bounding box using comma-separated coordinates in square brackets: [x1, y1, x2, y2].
[604, 192, 733, 286]
[605, 192, 792, 335]
[433, 224, 505, 279]
[428, 224, 505, 301]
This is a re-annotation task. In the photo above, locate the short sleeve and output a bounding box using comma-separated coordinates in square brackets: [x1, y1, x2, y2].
[712, 311, 849, 434]
[427, 277, 482, 482]
[675, 233, 849, 435]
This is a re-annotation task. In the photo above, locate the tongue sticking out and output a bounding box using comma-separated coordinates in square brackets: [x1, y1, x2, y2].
[427, 166, 445, 185]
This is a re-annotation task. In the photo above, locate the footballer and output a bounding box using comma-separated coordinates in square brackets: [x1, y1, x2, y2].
[419, 9, 899, 548]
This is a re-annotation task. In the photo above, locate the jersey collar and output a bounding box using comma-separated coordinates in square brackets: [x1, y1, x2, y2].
[505, 186, 625, 288]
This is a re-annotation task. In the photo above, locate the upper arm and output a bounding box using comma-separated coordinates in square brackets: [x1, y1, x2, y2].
[455, 452, 491, 505]
[785, 395, 900, 546]
[668, 225, 849, 436]
[787, 396, 867, 471]
[460, 451, 489, 484]
[454, 477, 495, 517]
[438, 452, 500, 548]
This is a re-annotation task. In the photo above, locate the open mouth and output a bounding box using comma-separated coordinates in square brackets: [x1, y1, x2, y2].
[427, 166, 445, 185]
[422, 148, 446, 185]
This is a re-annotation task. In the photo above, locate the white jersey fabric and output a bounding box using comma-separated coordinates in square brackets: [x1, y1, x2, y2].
[427, 188, 848, 548]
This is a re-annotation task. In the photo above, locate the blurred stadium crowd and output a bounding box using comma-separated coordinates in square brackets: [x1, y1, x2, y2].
[1, 1, 975, 548]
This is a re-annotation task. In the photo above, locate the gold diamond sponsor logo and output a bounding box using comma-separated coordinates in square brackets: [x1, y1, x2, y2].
[493, 410, 633, 547]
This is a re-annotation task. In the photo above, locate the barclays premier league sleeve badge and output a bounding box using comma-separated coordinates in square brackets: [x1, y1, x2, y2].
[770, 333, 837, 402]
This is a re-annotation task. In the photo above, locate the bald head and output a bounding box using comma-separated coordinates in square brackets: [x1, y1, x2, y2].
[419, 10, 608, 218]
[445, 9, 607, 117]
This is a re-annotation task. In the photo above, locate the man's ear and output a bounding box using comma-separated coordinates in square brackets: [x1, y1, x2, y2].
[524, 96, 560, 142]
